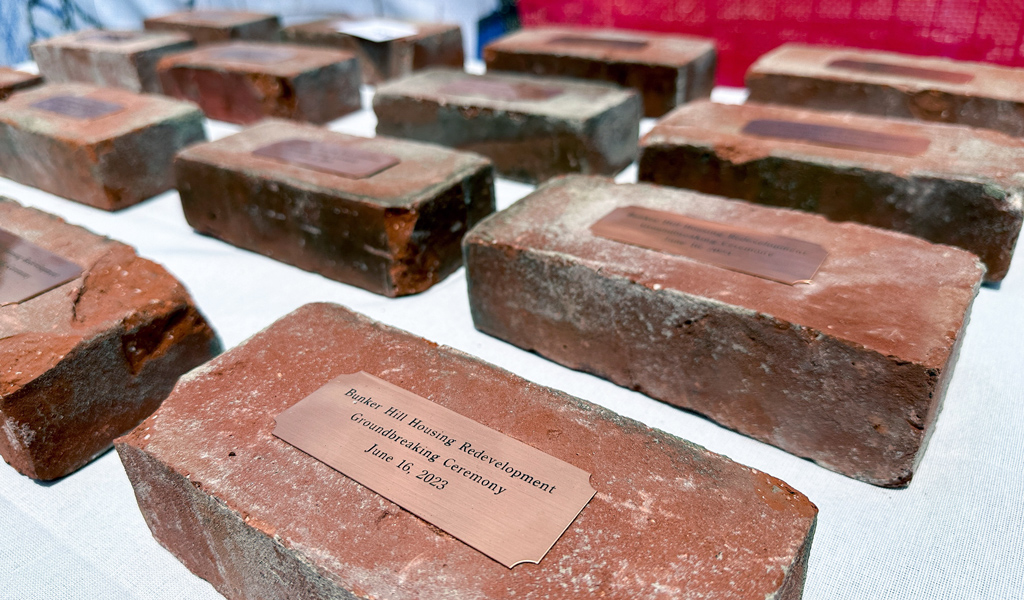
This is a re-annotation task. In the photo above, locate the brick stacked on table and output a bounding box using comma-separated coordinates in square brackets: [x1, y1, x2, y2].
[637, 100, 1023, 281]
[30, 29, 194, 93]
[157, 42, 361, 124]
[1, 199, 220, 480]
[144, 10, 280, 45]
[175, 120, 494, 296]
[464, 176, 985, 487]
[116, 302, 817, 600]
[374, 69, 641, 183]
[283, 17, 464, 84]
[484, 26, 716, 117]
[747, 43, 1024, 137]
[0, 83, 205, 210]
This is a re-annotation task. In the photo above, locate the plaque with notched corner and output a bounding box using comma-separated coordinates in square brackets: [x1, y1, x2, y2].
[252, 139, 400, 179]
[441, 78, 564, 102]
[31, 95, 124, 120]
[273, 371, 596, 568]
[0, 229, 83, 306]
[590, 206, 828, 285]
[827, 58, 975, 85]
[741, 119, 931, 157]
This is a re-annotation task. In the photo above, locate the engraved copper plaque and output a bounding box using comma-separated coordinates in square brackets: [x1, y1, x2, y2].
[591, 206, 827, 285]
[742, 119, 931, 156]
[208, 46, 296, 64]
[78, 31, 141, 44]
[334, 18, 418, 42]
[274, 371, 596, 568]
[252, 139, 400, 179]
[0, 229, 83, 306]
[442, 78, 564, 102]
[547, 35, 649, 51]
[31, 95, 124, 119]
[827, 58, 975, 84]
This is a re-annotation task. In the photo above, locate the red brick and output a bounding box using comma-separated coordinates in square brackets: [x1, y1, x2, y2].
[0, 67, 42, 101]
[30, 29, 194, 93]
[143, 10, 279, 45]
[175, 120, 494, 296]
[1, 199, 220, 480]
[637, 100, 1023, 281]
[116, 302, 816, 600]
[464, 176, 984, 487]
[0, 83, 205, 210]
[374, 69, 641, 184]
[282, 17, 463, 85]
[747, 43, 1024, 136]
[484, 26, 716, 117]
[157, 42, 361, 125]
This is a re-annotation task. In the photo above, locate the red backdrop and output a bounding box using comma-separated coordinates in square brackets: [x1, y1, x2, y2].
[516, 0, 1024, 86]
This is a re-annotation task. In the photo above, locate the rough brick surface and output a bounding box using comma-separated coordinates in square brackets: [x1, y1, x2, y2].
[30, 29, 194, 93]
[464, 176, 985, 487]
[116, 302, 817, 600]
[374, 68, 640, 184]
[0, 83, 205, 210]
[484, 26, 716, 117]
[175, 120, 494, 296]
[0, 68, 42, 101]
[143, 10, 280, 45]
[746, 43, 1024, 137]
[282, 17, 464, 85]
[638, 100, 1023, 281]
[157, 41, 361, 125]
[0, 199, 220, 480]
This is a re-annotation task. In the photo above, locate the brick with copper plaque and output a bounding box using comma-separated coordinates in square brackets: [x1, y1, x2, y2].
[464, 176, 985, 487]
[0, 199, 219, 480]
[484, 26, 717, 117]
[374, 69, 641, 183]
[0, 67, 42, 101]
[175, 120, 494, 296]
[30, 29, 194, 93]
[282, 16, 463, 84]
[638, 100, 1023, 281]
[746, 43, 1024, 136]
[143, 10, 280, 45]
[0, 83, 205, 210]
[116, 302, 817, 599]
[157, 41, 361, 124]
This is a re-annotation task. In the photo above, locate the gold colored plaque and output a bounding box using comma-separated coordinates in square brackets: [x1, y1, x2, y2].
[591, 206, 828, 285]
[0, 229, 83, 306]
[273, 371, 596, 568]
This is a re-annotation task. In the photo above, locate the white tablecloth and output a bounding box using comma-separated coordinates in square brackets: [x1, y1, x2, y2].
[1, 85, 1022, 600]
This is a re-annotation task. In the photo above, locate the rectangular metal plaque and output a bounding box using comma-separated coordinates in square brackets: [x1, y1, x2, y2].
[334, 19, 418, 42]
[590, 206, 827, 285]
[273, 371, 596, 568]
[208, 46, 296, 64]
[78, 31, 142, 44]
[442, 78, 564, 102]
[827, 58, 975, 84]
[0, 229, 83, 306]
[31, 95, 123, 119]
[252, 139, 400, 179]
[547, 35, 649, 50]
[741, 118, 931, 156]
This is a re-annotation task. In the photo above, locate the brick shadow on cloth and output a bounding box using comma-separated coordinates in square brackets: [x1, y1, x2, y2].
[0, 199, 220, 480]
[464, 176, 985, 487]
[116, 302, 816, 600]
